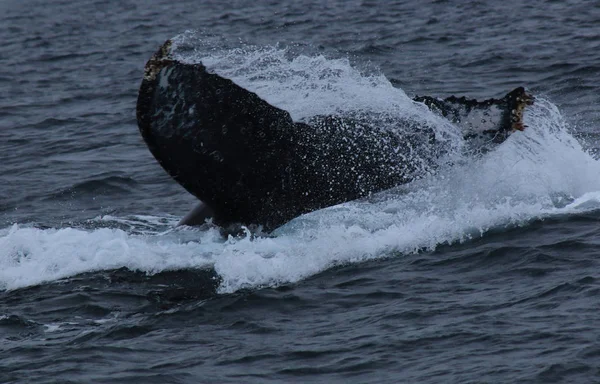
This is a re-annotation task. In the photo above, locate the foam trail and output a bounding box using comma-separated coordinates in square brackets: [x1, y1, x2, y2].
[0, 224, 217, 290]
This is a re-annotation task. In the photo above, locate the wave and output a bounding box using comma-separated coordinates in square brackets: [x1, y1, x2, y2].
[1, 33, 599, 292]
[43, 175, 139, 201]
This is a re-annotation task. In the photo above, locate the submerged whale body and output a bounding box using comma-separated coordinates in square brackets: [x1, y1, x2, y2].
[136, 40, 533, 232]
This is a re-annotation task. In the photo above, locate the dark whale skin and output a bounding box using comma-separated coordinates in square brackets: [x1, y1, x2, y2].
[137, 40, 533, 232]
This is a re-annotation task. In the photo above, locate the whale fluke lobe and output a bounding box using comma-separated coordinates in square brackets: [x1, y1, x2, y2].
[137, 40, 299, 230]
[414, 87, 534, 153]
[137, 40, 533, 232]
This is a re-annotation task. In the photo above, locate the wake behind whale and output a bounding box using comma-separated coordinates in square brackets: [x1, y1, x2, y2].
[136, 36, 533, 233]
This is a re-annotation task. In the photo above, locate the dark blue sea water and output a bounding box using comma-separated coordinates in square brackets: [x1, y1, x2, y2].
[2, 1, 600, 382]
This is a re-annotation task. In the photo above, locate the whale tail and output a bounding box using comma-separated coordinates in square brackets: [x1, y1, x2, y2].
[137, 40, 533, 232]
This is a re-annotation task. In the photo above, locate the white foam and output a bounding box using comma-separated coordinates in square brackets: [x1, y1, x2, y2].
[1, 35, 598, 292]
[0, 224, 216, 290]
[44, 324, 62, 333]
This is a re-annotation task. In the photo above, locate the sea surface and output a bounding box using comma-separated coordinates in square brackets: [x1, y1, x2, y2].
[2, 0, 600, 383]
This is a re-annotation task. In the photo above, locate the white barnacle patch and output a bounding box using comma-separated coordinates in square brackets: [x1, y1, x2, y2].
[143, 40, 173, 81]
[158, 66, 173, 90]
[458, 105, 503, 135]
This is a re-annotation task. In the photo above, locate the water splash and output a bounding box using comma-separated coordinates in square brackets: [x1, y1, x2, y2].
[1, 35, 599, 292]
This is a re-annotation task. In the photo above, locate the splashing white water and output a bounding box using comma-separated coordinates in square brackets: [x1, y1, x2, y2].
[171, 31, 456, 135]
[1, 35, 599, 292]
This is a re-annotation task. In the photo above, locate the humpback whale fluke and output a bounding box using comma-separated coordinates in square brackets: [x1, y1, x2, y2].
[136, 40, 533, 232]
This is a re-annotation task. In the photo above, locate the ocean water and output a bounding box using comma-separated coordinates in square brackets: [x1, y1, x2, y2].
[2, 0, 600, 383]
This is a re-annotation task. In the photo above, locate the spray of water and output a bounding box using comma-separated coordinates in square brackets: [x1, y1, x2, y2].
[1, 32, 599, 291]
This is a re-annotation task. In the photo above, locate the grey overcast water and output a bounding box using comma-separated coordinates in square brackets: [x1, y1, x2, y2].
[2, 0, 600, 383]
